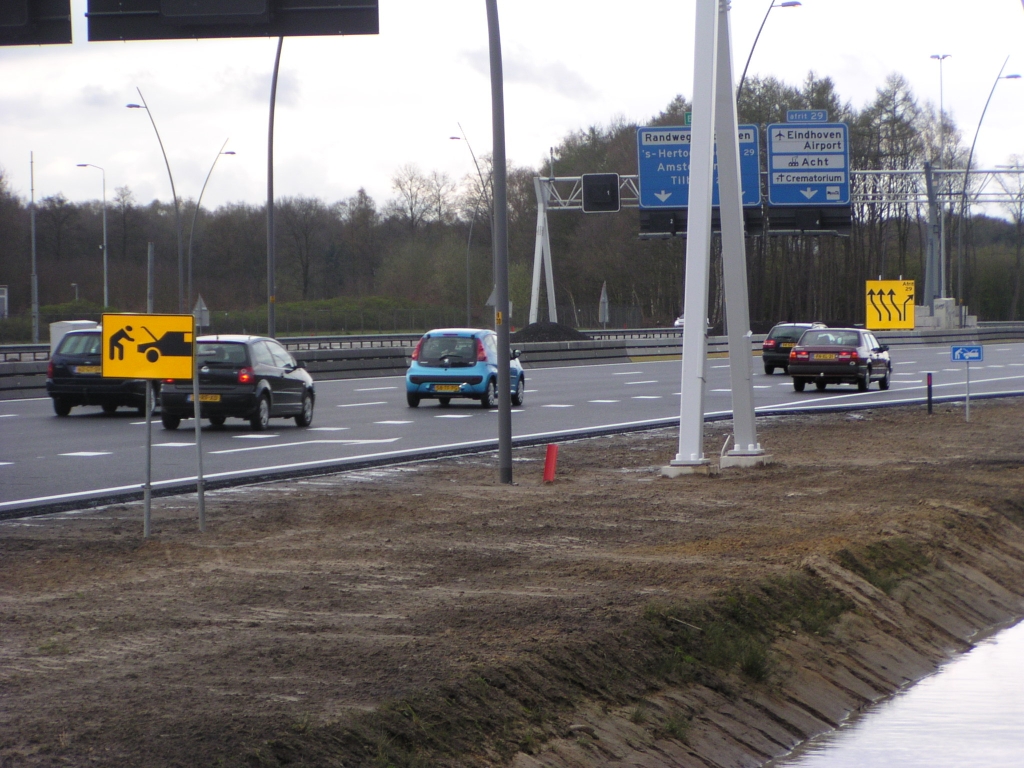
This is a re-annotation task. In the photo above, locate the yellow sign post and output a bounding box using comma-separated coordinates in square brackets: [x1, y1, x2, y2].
[865, 280, 915, 330]
[102, 314, 194, 379]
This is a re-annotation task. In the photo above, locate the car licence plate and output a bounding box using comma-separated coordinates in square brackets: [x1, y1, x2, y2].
[75, 365, 102, 374]
[187, 394, 221, 402]
[813, 353, 837, 360]
[781, 343, 795, 349]
[434, 384, 460, 393]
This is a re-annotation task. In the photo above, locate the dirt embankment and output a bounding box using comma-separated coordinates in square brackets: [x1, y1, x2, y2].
[2, 400, 1024, 767]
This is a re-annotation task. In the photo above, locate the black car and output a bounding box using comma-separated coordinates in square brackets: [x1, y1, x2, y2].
[788, 327, 891, 392]
[46, 329, 149, 416]
[761, 322, 826, 375]
[159, 335, 315, 431]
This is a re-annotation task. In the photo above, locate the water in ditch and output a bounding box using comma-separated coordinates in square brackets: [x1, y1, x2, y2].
[769, 619, 1024, 767]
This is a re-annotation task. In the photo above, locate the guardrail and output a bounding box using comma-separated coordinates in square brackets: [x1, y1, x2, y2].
[4, 325, 1024, 400]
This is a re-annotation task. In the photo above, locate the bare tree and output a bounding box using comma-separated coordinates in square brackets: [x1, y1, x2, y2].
[997, 156, 1024, 320]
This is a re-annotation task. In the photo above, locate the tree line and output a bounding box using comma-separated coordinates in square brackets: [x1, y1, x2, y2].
[2, 70, 1022, 341]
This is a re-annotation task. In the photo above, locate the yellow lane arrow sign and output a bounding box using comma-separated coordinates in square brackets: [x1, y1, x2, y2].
[865, 280, 915, 330]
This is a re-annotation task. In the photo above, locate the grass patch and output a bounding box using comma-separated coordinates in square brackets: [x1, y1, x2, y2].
[835, 538, 931, 594]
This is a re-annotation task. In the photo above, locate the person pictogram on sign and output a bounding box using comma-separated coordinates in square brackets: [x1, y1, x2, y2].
[109, 325, 134, 361]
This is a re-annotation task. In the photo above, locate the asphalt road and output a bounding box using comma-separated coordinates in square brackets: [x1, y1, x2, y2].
[2, 342, 1023, 514]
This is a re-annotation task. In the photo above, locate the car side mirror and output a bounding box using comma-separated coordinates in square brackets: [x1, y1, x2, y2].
[875, 345, 889, 353]
[511, 349, 521, 360]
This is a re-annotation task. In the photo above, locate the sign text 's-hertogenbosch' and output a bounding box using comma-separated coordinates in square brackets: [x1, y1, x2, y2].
[767, 123, 850, 206]
[636, 125, 761, 209]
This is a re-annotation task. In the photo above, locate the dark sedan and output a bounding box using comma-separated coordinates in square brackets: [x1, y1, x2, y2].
[159, 335, 315, 430]
[761, 322, 825, 375]
[46, 329, 149, 416]
[788, 327, 891, 392]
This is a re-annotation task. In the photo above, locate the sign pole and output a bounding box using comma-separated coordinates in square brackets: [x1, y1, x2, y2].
[965, 360, 970, 422]
[144, 380, 152, 538]
[191, 320, 206, 531]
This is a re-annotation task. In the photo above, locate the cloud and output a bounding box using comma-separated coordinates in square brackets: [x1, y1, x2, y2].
[462, 46, 598, 101]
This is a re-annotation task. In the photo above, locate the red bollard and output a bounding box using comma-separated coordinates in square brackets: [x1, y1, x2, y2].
[543, 444, 559, 483]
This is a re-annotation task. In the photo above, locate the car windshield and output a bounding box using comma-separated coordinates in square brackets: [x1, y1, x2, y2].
[769, 326, 808, 342]
[419, 336, 478, 364]
[800, 330, 861, 347]
[196, 342, 248, 365]
[57, 333, 101, 355]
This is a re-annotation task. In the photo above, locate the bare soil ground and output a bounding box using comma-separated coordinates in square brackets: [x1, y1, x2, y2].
[2, 399, 1024, 767]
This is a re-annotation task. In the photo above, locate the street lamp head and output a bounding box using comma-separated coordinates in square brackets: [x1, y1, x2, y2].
[76, 163, 88, 167]
[222, 151, 236, 155]
[778, 1, 801, 6]
[931, 54, 951, 61]
[126, 103, 143, 109]
[1003, 74, 1022, 80]
[450, 136, 461, 141]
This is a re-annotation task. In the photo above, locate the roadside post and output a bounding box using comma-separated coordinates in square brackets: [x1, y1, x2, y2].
[926, 372, 934, 415]
[102, 313, 197, 536]
[951, 345, 983, 422]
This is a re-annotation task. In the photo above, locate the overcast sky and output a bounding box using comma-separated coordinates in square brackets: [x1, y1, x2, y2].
[1, 1, 1023, 211]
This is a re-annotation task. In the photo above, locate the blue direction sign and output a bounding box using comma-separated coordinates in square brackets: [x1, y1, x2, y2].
[951, 345, 983, 362]
[636, 125, 761, 209]
[767, 122, 850, 206]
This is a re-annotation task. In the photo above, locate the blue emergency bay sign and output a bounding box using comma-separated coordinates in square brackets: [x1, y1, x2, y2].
[636, 125, 761, 209]
[951, 345, 983, 362]
[767, 122, 850, 206]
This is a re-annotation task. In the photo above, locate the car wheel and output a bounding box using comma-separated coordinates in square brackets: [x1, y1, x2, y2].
[250, 395, 271, 431]
[208, 415, 226, 427]
[295, 392, 314, 427]
[815, 379, 827, 391]
[878, 365, 891, 391]
[512, 376, 525, 406]
[764, 364, 775, 375]
[406, 392, 421, 408]
[102, 403, 118, 415]
[480, 378, 497, 408]
[161, 413, 181, 430]
[53, 397, 72, 417]
[857, 367, 870, 392]
[793, 378, 806, 392]
[438, 397, 451, 407]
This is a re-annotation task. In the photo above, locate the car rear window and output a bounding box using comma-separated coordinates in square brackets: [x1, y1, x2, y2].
[196, 342, 249, 365]
[419, 336, 478, 364]
[800, 330, 861, 347]
[57, 333, 101, 355]
[768, 326, 807, 342]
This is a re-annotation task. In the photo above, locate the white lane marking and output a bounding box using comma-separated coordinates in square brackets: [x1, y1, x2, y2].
[612, 371, 643, 376]
[211, 438, 402, 455]
[338, 401, 387, 408]
[711, 388, 732, 392]
[632, 395, 662, 400]
[1011, 364, 1024, 367]
[589, 399, 620, 403]
[894, 361, 918, 365]
[894, 372, 918, 376]
[487, 409, 524, 413]
[157, 442, 195, 447]
[753, 385, 773, 389]
[0, 414, 16, 419]
[995, 347, 1012, 351]
[375, 420, 413, 425]
[526, 389, 539, 393]
[892, 380, 923, 385]
[309, 427, 350, 431]
[942, 368, 960, 372]
[988, 364, 1006, 368]
[233, 434, 279, 439]
[542, 404, 574, 408]
[0, 462, 12, 466]
[355, 386, 397, 392]
[60, 452, 112, 457]
[435, 414, 473, 419]
[624, 380, 658, 385]
[711, 365, 729, 369]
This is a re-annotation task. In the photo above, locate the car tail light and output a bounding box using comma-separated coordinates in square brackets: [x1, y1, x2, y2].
[763, 339, 776, 350]
[47, 361, 54, 378]
[476, 339, 487, 362]
[237, 367, 254, 384]
[411, 338, 425, 361]
[790, 349, 809, 361]
[164, 378, 175, 384]
[838, 350, 859, 362]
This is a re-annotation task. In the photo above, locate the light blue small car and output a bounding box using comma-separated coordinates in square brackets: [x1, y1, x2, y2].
[406, 328, 525, 408]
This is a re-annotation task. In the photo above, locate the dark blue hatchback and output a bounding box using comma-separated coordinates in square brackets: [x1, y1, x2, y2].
[405, 328, 525, 408]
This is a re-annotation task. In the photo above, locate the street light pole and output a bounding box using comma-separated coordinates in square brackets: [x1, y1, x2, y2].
[957, 58, 1020, 307]
[737, 1, 801, 100]
[451, 127, 491, 327]
[931, 54, 951, 298]
[76, 163, 107, 307]
[187, 140, 235, 310]
[127, 89, 184, 313]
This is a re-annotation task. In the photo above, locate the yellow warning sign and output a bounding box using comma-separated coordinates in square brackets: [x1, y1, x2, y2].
[865, 280, 915, 330]
[102, 314, 194, 380]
